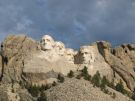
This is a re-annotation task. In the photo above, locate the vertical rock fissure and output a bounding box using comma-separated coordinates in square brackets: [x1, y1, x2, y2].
[0, 53, 4, 81]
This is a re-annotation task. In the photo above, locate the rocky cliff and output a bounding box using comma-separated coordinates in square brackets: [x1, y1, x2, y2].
[0, 34, 134, 101]
[96, 41, 135, 91]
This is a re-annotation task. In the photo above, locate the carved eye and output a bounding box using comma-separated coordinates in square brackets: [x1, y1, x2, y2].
[81, 53, 84, 55]
[67, 54, 71, 56]
[46, 39, 50, 42]
[84, 52, 88, 54]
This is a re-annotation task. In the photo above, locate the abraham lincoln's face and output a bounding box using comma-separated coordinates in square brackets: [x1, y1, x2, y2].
[41, 35, 54, 50]
[80, 46, 95, 64]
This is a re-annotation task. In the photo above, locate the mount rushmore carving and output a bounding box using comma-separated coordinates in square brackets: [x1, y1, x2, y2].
[0, 34, 135, 92]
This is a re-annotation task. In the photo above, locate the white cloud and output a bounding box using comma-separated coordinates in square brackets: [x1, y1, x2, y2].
[0, 0, 135, 49]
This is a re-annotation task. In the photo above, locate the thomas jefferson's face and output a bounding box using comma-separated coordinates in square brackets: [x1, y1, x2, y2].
[65, 49, 75, 63]
[54, 42, 65, 55]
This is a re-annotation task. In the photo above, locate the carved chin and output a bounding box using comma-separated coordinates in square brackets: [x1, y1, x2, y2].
[83, 59, 89, 64]
[44, 45, 53, 50]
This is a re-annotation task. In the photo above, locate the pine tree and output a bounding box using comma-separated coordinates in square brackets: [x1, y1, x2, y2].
[52, 81, 57, 86]
[28, 85, 39, 97]
[91, 71, 101, 87]
[67, 70, 74, 78]
[81, 66, 92, 81]
[131, 92, 135, 100]
[81, 66, 88, 76]
[39, 84, 50, 92]
[115, 79, 124, 94]
[84, 74, 91, 81]
[108, 78, 115, 89]
[76, 74, 81, 79]
[100, 76, 109, 90]
[57, 73, 64, 83]
[37, 91, 47, 101]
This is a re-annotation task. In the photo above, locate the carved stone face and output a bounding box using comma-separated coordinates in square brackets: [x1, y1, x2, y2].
[80, 46, 95, 64]
[41, 35, 55, 50]
[54, 41, 65, 56]
[65, 49, 75, 63]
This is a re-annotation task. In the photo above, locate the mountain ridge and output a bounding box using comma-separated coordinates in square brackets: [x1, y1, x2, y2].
[0, 34, 135, 101]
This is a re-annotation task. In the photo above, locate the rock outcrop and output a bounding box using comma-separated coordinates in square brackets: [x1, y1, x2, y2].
[0, 34, 40, 83]
[0, 34, 135, 101]
[0, 34, 76, 85]
[1, 34, 135, 91]
[0, 84, 34, 101]
[23, 35, 77, 85]
[74, 43, 113, 79]
[97, 41, 135, 91]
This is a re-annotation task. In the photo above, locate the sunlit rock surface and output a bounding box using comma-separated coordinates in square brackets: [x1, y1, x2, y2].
[0, 34, 135, 101]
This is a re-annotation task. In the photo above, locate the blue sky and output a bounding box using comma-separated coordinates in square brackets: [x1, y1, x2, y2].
[0, 0, 135, 49]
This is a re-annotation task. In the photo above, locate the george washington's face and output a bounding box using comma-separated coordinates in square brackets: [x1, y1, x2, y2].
[41, 35, 55, 50]
[80, 46, 95, 64]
